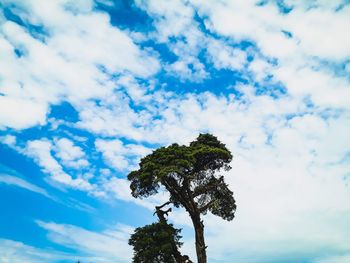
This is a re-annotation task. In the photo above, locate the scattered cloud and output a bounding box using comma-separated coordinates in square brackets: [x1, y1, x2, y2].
[95, 138, 152, 171]
[0, 173, 51, 198]
[0, 135, 17, 147]
[0, 0, 349, 262]
[0, 238, 73, 263]
[37, 220, 133, 262]
[26, 139, 93, 191]
[53, 137, 89, 169]
[206, 38, 247, 71]
[0, 0, 160, 130]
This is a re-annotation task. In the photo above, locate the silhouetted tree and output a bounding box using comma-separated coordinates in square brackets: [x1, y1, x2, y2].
[129, 221, 182, 263]
[128, 134, 236, 263]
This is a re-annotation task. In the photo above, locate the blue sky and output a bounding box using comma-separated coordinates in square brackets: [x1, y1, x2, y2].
[0, 0, 350, 262]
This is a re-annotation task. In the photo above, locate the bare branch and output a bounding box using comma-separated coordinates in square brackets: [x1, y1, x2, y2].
[156, 201, 172, 210]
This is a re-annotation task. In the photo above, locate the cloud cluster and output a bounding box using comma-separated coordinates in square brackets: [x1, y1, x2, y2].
[1, 0, 350, 262]
[95, 138, 152, 170]
[54, 137, 89, 169]
[0, 0, 159, 130]
[26, 139, 93, 191]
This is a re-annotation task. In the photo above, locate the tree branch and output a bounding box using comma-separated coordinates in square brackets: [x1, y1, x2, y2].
[193, 184, 216, 198]
[193, 176, 224, 197]
[199, 199, 217, 213]
[156, 201, 172, 210]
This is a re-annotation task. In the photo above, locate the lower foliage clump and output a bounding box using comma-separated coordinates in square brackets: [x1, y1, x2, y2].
[129, 202, 193, 263]
[129, 221, 183, 263]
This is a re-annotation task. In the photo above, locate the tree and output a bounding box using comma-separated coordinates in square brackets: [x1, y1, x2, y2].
[128, 134, 236, 263]
[128, 202, 189, 263]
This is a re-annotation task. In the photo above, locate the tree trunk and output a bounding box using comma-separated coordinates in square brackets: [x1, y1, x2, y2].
[191, 213, 207, 263]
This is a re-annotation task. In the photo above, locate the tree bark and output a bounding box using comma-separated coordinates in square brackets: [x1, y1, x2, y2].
[191, 213, 207, 263]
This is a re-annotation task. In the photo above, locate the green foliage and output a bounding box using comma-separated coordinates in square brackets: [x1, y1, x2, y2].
[128, 222, 182, 263]
[128, 133, 236, 220]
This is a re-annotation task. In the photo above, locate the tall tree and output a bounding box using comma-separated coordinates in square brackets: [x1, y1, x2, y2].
[128, 134, 236, 263]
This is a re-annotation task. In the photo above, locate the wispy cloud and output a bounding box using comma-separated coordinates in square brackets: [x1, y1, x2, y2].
[25, 139, 93, 191]
[36, 220, 133, 262]
[0, 173, 51, 199]
[0, 238, 76, 263]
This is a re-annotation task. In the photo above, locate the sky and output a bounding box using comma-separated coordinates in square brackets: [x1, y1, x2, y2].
[0, 0, 350, 262]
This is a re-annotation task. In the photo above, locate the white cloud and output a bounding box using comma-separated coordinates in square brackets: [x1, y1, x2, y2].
[200, 148, 350, 262]
[95, 138, 152, 171]
[0, 0, 160, 130]
[26, 139, 93, 191]
[116, 75, 150, 103]
[0, 164, 96, 213]
[0, 96, 48, 130]
[101, 176, 169, 210]
[165, 55, 208, 82]
[37, 220, 132, 262]
[206, 38, 247, 71]
[8, 135, 158, 208]
[53, 137, 89, 169]
[0, 135, 16, 146]
[1, 0, 350, 262]
[191, 0, 350, 109]
[315, 253, 350, 263]
[285, 4, 350, 61]
[194, 0, 350, 61]
[273, 65, 350, 109]
[248, 57, 274, 82]
[136, 0, 209, 82]
[77, 93, 151, 140]
[136, 0, 195, 42]
[0, 173, 51, 198]
[0, 238, 74, 263]
[5, 136, 161, 207]
[26, 140, 62, 172]
[101, 177, 133, 202]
